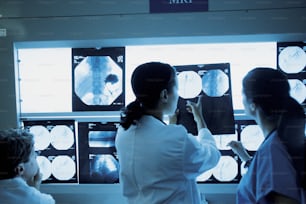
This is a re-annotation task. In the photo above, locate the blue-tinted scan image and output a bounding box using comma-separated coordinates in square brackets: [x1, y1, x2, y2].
[201, 69, 229, 97]
[277, 42, 306, 108]
[23, 120, 77, 184]
[89, 154, 119, 183]
[72, 47, 125, 111]
[175, 63, 235, 135]
[278, 46, 306, 74]
[74, 56, 122, 106]
[88, 131, 116, 148]
[78, 122, 119, 183]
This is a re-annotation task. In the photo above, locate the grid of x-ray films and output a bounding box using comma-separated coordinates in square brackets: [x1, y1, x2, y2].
[78, 122, 119, 184]
[197, 120, 264, 183]
[277, 42, 306, 109]
[175, 63, 235, 135]
[23, 120, 78, 184]
[72, 47, 125, 111]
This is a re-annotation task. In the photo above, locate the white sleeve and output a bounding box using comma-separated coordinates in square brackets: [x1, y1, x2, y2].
[30, 187, 56, 204]
[183, 128, 221, 178]
[196, 128, 217, 146]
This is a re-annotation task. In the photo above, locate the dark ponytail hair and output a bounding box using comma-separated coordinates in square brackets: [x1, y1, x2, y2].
[120, 100, 144, 130]
[243, 67, 305, 188]
[120, 62, 176, 130]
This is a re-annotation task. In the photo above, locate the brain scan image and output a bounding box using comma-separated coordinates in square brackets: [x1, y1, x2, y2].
[177, 71, 202, 99]
[202, 69, 229, 97]
[196, 168, 213, 182]
[213, 131, 237, 150]
[36, 156, 52, 181]
[90, 154, 119, 183]
[51, 155, 76, 181]
[288, 79, 306, 104]
[240, 125, 264, 151]
[50, 125, 74, 150]
[30, 125, 51, 151]
[88, 131, 116, 148]
[74, 56, 122, 105]
[278, 46, 306, 73]
[212, 156, 238, 182]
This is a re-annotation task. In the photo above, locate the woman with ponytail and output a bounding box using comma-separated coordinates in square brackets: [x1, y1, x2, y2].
[228, 67, 305, 204]
[115, 62, 221, 204]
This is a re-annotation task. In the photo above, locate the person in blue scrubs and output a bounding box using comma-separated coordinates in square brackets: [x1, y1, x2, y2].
[228, 67, 305, 204]
[115, 62, 221, 204]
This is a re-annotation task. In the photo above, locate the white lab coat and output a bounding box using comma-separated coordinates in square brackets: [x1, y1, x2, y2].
[0, 177, 55, 204]
[115, 115, 221, 204]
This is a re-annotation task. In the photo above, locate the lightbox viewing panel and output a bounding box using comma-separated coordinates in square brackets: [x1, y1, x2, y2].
[196, 119, 264, 183]
[72, 47, 125, 111]
[78, 122, 119, 183]
[277, 42, 306, 109]
[17, 42, 276, 113]
[175, 63, 235, 135]
[23, 120, 78, 183]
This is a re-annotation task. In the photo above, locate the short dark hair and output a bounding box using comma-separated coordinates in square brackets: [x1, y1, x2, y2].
[0, 129, 34, 179]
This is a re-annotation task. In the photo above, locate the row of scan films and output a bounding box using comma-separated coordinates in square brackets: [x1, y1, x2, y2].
[23, 41, 305, 184]
[23, 119, 271, 184]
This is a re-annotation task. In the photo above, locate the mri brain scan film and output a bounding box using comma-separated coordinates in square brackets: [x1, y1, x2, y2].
[37, 156, 52, 181]
[277, 42, 306, 109]
[51, 155, 76, 181]
[288, 79, 306, 104]
[212, 156, 238, 182]
[278, 46, 306, 74]
[175, 63, 235, 135]
[50, 125, 75, 150]
[177, 71, 202, 99]
[24, 120, 77, 183]
[30, 125, 51, 151]
[72, 47, 125, 111]
[240, 124, 264, 151]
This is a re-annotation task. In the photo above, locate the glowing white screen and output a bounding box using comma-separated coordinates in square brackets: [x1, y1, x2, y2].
[18, 48, 72, 113]
[17, 42, 276, 113]
[125, 42, 277, 110]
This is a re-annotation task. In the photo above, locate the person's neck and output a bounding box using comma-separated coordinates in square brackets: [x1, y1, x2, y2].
[144, 109, 163, 121]
[256, 113, 277, 137]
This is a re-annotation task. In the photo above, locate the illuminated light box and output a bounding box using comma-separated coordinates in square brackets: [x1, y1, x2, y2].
[23, 120, 77, 183]
[197, 135, 239, 183]
[175, 63, 235, 135]
[78, 122, 119, 183]
[236, 120, 263, 177]
[72, 47, 125, 111]
[196, 119, 262, 183]
[277, 42, 306, 108]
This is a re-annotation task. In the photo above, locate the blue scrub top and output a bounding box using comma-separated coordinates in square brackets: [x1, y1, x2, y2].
[237, 130, 305, 204]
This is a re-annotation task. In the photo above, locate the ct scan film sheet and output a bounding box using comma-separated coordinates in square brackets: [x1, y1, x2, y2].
[78, 122, 119, 184]
[175, 63, 235, 135]
[72, 47, 125, 111]
[277, 41, 306, 110]
[23, 120, 78, 184]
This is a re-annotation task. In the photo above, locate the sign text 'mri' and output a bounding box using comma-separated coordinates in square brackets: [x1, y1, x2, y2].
[150, 0, 208, 13]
